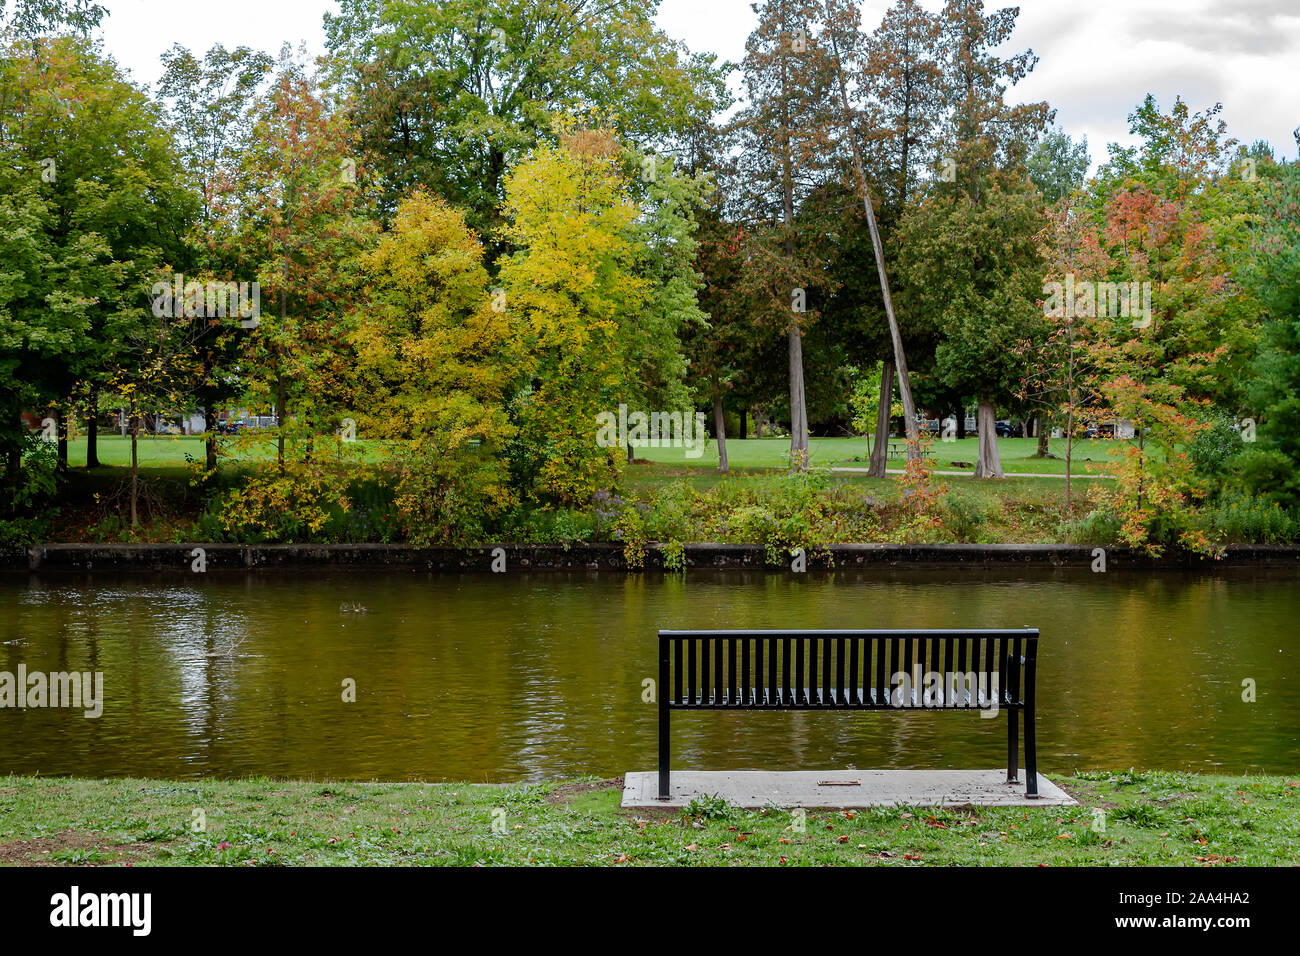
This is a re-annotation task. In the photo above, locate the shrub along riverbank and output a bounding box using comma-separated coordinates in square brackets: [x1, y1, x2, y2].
[12, 446, 1300, 557]
[1, 772, 1296, 866]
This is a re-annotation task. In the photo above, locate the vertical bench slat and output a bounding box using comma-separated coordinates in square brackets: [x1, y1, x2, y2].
[903, 635, 914, 707]
[889, 636, 900, 707]
[700, 636, 709, 706]
[689, 637, 698, 706]
[717, 639, 728, 707]
[957, 635, 969, 707]
[998, 636, 1009, 707]
[916, 634, 927, 706]
[782, 637, 791, 706]
[822, 636, 832, 706]
[742, 637, 751, 706]
[797, 638, 808, 705]
[849, 637, 860, 705]
[984, 635, 996, 709]
[835, 636, 846, 707]
[674, 637, 683, 705]
[874, 637, 885, 706]
[733, 639, 743, 707]
[946, 639, 956, 707]
[929, 635, 941, 705]
[764, 639, 774, 707]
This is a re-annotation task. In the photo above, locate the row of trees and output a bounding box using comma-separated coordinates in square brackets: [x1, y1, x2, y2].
[2, 0, 1297, 549]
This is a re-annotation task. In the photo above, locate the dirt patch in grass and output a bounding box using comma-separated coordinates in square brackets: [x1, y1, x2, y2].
[0, 829, 148, 866]
[544, 777, 623, 805]
[1055, 778, 1117, 809]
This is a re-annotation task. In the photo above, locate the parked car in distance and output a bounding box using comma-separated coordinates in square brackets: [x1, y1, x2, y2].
[994, 420, 1023, 438]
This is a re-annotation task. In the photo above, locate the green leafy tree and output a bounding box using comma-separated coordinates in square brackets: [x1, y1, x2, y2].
[1028, 127, 1090, 204]
[157, 42, 275, 471]
[323, 0, 726, 239]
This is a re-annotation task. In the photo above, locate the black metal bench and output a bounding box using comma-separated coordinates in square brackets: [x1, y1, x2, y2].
[657, 628, 1039, 798]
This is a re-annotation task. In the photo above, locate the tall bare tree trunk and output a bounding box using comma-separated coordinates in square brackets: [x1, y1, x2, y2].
[205, 406, 218, 471]
[277, 252, 289, 471]
[779, 17, 809, 473]
[974, 400, 1003, 478]
[1065, 405, 1074, 508]
[129, 398, 139, 528]
[787, 327, 809, 469]
[85, 390, 99, 468]
[867, 359, 894, 478]
[829, 35, 919, 458]
[55, 409, 68, 474]
[713, 391, 729, 474]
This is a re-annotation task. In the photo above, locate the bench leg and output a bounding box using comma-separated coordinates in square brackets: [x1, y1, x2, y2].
[657, 702, 670, 800]
[1006, 706, 1019, 784]
[1024, 702, 1038, 799]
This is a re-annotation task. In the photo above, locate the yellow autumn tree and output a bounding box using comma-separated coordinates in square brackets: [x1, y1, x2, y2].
[498, 130, 648, 506]
[349, 189, 518, 543]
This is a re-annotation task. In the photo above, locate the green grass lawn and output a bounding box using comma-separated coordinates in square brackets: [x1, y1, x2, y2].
[1, 772, 1294, 866]
[637, 436, 1123, 475]
[63, 435, 390, 467]
[64, 435, 1122, 476]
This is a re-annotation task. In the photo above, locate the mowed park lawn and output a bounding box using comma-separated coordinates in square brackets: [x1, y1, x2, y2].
[37, 433, 1123, 542]
[1, 771, 1296, 866]
[60, 433, 1124, 481]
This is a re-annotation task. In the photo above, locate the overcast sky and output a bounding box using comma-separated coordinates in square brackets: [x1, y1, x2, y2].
[96, 0, 1299, 166]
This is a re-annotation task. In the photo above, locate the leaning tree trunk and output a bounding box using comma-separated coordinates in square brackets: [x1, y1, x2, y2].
[829, 35, 919, 458]
[867, 359, 894, 478]
[713, 392, 729, 475]
[974, 401, 1004, 478]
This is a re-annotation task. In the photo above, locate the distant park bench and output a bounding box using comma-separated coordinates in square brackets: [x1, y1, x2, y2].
[886, 442, 934, 460]
[657, 628, 1040, 799]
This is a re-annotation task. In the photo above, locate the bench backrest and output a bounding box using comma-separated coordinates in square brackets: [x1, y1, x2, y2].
[658, 629, 1038, 710]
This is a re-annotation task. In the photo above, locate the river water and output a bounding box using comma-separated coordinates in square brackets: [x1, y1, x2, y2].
[1, 568, 1296, 779]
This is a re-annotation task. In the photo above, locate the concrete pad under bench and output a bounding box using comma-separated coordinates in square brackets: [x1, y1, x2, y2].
[621, 769, 1076, 808]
